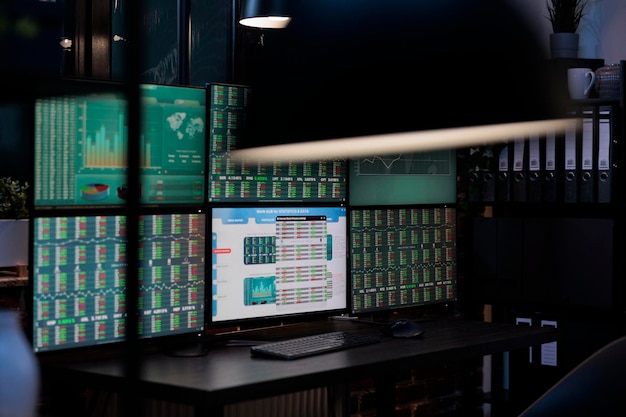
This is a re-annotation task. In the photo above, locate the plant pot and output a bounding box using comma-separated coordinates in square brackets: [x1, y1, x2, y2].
[0, 219, 29, 270]
[550, 33, 579, 59]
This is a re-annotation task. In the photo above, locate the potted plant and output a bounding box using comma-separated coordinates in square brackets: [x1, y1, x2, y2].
[547, 0, 588, 58]
[0, 177, 29, 271]
[0, 177, 29, 220]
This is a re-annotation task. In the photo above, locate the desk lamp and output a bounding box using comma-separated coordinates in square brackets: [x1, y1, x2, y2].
[233, 0, 570, 162]
[239, 0, 291, 29]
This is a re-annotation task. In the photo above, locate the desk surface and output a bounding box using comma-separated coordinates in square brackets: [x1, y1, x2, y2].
[44, 318, 559, 409]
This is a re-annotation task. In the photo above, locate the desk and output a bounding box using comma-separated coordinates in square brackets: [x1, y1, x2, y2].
[42, 318, 559, 416]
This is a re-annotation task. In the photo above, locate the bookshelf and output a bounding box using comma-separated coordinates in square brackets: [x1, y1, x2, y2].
[459, 60, 626, 404]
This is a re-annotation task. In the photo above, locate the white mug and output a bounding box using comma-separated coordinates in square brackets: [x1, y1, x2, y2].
[567, 68, 597, 100]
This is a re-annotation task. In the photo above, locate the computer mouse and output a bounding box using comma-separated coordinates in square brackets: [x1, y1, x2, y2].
[381, 319, 425, 338]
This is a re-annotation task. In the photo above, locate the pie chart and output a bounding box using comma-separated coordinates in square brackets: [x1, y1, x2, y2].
[80, 183, 110, 200]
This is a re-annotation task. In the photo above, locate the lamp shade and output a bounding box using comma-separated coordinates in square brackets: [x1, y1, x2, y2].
[234, 0, 566, 161]
[240, 0, 291, 29]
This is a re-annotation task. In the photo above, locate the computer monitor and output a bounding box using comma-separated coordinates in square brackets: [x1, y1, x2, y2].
[349, 205, 457, 316]
[31, 211, 206, 353]
[33, 83, 206, 208]
[349, 150, 456, 206]
[207, 83, 347, 203]
[211, 206, 348, 324]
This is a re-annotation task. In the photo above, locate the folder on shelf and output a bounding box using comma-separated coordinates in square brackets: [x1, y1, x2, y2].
[467, 153, 482, 203]
[516, 317, 533, 363]
[496, 142, 511, 202]
[542, 129, 558, 203]
[563, 119, 578, 203]
[512, 137, 527, 202]
[467, 146, 486, 203]
[468, 171, 482, 203]
[597, 110, 612, 203]
[467, 145, 497, 203]
[481, 145, 496, 203]
[527, 133, 542, 202]
[579, 115, 595, 203]
[481, 169, 496, 202]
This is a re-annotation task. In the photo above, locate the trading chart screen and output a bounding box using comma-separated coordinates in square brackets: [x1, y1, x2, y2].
[350, 206, 457, 315]
[31, 212, 206, 352]
[211, 206, 348, 323]
[207, 83, 347, 203]
[349, 150, 456, 205]
[34, 84, 206, 207]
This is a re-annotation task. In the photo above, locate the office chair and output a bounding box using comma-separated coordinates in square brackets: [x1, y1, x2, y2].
[518, 335, 626, 417]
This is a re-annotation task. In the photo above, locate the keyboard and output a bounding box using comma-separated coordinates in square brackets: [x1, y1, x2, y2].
[250, 331, 381, 360]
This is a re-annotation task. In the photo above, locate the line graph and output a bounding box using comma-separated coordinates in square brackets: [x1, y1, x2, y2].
[356, 150, 452, 175]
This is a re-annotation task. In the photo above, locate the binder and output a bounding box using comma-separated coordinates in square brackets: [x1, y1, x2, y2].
[481, 145, 496, 203]
[516, 317, 533, 363]
[468, 167, 482, 203]
[597, 110, 612, 203]
[467, 147, 483, 203]
[579, 115, 595, 203]
[496, 142, 510, 202]
[481, 169, 496, 202]
[467, 145, 497, 203]
[542, 129, 558, 203]
[563, 119, 578, 203]
[527, 133, 542, 202]
[512, 137, 527, 202]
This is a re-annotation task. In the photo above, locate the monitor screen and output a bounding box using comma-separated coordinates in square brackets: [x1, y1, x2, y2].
[349, 205, 457, 315]
[211, 206, 348, 324]
[349, 150, 456, 205]
[207, 83, 347, 203]
[33, 83, 206, 208]
[31, 212, 206, 353]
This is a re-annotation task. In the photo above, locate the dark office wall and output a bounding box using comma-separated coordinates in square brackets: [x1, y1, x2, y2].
[189, 0, 232, 85]
[1, 0, 66, 77]
[111, 0, 232, 85]
[239, 0, 560, 149]
[0, 103, 31, 184]
[140, 0, 179, 83]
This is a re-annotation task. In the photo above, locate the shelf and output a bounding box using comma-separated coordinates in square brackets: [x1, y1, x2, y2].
[0, 276, 28, 288]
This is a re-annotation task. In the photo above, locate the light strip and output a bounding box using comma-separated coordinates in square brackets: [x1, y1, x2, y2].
[231, 118, 575, 162]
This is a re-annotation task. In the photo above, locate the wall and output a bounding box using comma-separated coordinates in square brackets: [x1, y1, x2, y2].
[511, 0, 626, 64]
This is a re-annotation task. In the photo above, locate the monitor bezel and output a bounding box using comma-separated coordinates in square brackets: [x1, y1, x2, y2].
[347, 203, 459, 320]
[32, 82, 208, 210]
[27, 206, 208, 358]
[206, 82, 348, 205]
[208, 203, 350, 330]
